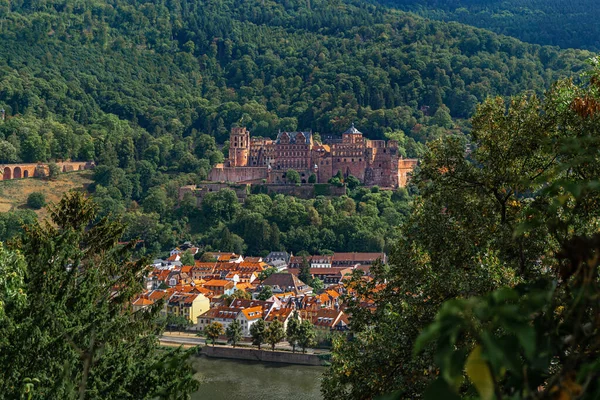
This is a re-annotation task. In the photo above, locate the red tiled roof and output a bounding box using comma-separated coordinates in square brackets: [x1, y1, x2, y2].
[332, 252, 384, 262]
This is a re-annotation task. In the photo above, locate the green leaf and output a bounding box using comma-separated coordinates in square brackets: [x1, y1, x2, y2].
[424, 377, 461, 400]
[465, 345, 495, 400]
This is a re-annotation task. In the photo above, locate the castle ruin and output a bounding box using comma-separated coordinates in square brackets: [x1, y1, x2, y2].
[209, 125, 418, 188]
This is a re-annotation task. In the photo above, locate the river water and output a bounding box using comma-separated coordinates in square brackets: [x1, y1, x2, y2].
[191, 356, 324, 400]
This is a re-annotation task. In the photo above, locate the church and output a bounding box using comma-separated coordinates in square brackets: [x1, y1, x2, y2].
[208, 125, 418, 188]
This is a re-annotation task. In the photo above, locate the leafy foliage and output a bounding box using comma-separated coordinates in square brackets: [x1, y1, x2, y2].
[265, 319, 285, 351]
[250, 319, 266, 350]
[205, 322, 224, 347]
[0, 192, 199, 399]
[225, 319, 242, 348]
[26, 192, 46, 209]
[379, 0, 600, 51]
[323, 58, 600, 400]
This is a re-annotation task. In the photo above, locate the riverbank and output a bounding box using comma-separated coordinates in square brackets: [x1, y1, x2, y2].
[201, 345, 329, 366]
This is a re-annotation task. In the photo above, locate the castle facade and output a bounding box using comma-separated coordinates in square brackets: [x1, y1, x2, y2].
[208, 125, 418, 188]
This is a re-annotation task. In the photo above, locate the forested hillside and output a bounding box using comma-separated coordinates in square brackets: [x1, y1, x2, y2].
[0, 0, 593, 255]
[377, 0, 600, 51]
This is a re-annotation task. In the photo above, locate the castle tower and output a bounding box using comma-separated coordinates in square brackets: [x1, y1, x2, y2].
[228, 127, 250, 167]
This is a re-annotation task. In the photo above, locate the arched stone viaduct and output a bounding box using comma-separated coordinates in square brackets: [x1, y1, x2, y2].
[0, 161, 95, 181]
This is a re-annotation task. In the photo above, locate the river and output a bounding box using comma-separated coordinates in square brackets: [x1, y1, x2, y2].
[191, 356, 324, 400]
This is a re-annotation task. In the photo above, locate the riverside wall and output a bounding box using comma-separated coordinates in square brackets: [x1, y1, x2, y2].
[200, 345, 327, 366]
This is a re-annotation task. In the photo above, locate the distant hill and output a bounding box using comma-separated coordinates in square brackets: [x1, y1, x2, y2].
[374, 0, 600, 51]
[0, 0, 592, 163]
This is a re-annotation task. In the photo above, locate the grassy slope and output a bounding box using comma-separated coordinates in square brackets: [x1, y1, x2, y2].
[0, 171, 93, 218]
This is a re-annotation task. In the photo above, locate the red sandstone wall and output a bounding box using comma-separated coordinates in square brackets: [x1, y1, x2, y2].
[208, 166, 268, 183]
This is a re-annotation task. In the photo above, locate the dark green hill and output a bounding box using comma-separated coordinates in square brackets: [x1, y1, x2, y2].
[0, 0, 594, 255]
[375, 0, 600, 51]
[0, 0, 592, 157]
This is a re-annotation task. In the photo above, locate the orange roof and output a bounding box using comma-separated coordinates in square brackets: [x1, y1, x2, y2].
[234, 282, 253, 291]
[148, 290, 170, 301]
[132, 297, 154, 306]
[203, 279, 233, 287]
[166, 254, 179, 262]
[240, 306, 263, 321]
[265, 307, 294, 322]
[181, 265, 193, 273]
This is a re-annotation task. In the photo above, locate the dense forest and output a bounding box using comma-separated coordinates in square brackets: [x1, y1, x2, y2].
[0, 0, 593, 256]
[378, 0, 600, 51]
[324, 59, 600, 399]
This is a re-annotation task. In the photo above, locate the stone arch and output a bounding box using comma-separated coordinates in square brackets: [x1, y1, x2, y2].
[13, 166, 22, 179]
[24, 170, 29, 178]
[63, 165, 68, 172]
[3, 167, 11, 180]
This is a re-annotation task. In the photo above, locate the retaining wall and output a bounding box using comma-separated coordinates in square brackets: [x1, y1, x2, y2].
[201, 345, 326, 366]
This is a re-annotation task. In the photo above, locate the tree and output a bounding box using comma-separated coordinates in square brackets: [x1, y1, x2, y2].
[257, 285, 273, 301]
[258, 267, 278, 281]
[298, 256, 312, 286]
[205, 322, 224, 347]
[285, 169, 301, 185]
[0, 192, 199, 399]
[297, 320, 316, 353]
[250, 319, 266, 350]
[310, 277, 324, 293]
[225, 319, 242, 348]
[232, 289, 251, 300]
[47, 162, 60, 180]
[323, 59, 600, 400]
[180, 252, 195, 266]
[346, 175, 361, 190]
[26, 192, 46, 209]
[265, 319, 285, 351]
[308, 173, 317, 183]
[166, 314, 191, 332]
[286, 311, 301, 353]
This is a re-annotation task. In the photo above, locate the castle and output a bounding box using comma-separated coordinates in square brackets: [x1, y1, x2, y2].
[208, 125, 418, 188]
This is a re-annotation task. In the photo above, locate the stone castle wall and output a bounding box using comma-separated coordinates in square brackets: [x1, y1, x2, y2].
[0, 161, 94, 181]
[208, 165, 268, 183]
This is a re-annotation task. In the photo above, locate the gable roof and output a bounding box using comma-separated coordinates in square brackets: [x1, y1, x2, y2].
[332, 252, 385, 263]
[261, 273, 310, 294]
[275, 131, 312, 144]
[239, 306, 264, 321]
[265, 307, 294, 322]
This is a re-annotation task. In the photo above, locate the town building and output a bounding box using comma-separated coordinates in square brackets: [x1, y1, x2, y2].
[209, 125, 418, 188]
[167, 292, 210, 328]
[257, 273, 312, 296]
[331, 252, 387, 267]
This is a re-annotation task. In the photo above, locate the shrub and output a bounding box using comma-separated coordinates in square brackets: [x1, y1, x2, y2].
[27, 192, 46, 209]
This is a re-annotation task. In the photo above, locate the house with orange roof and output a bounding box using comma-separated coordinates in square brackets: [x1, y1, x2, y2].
[167, 292, 210, 328]
[202, 279, 235, 296]
[197, 306, 242, 332]
[180, 265, 193, 274]
[243, 256, 263, 263]
[231, 297, 278, 311]
[166, 253, 181, 263]
[232, 281, 254, 292]
[236, 306, 264, 336]
[204, 252, 243, 263]
[311, 309, 349, 331]
[192, 261, 217, 280]
[264, 307, 295, 330]
[132, 296, 155, 312]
